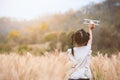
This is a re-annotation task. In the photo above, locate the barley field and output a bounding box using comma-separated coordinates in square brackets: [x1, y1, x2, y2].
[0, 52, 120, 80]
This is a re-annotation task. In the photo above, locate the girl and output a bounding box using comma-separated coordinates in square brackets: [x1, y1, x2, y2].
[67, 23, 94, 80]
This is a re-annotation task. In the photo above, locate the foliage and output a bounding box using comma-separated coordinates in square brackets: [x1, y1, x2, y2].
[0, 0, 120, 54]
[41, 32, 57, 43]
[7, 30, 20, 44]
[8, 30, 20, 39]
[0, 44, 12, 53]
[17, 45, 32, 55]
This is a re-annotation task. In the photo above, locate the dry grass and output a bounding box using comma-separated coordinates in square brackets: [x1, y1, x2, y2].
[91, 52, 120, 80]
[0, 52, 120, 80]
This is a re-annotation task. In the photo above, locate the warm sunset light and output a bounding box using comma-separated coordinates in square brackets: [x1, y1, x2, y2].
[0, 0, 120, 80]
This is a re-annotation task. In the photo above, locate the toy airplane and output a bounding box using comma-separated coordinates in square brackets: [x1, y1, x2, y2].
[83, 19, 100, 26]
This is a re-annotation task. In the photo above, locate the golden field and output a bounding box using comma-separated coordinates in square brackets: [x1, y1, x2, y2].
[0, 52, 120, 80]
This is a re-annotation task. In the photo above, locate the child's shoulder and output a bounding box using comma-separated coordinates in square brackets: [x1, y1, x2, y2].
[67, 48, 73, 55]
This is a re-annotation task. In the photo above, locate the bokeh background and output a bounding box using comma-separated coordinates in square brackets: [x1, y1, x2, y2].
[0, 0, 120, 55]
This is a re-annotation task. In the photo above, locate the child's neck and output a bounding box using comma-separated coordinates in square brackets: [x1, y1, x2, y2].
[75, 44, 85, 47]
[75, 44, 83, 47]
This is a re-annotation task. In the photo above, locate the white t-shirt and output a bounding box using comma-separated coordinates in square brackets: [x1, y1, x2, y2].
[67, 44, 92, 79]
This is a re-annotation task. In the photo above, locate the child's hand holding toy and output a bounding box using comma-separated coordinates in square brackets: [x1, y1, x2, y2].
[89, 21, 95, 30]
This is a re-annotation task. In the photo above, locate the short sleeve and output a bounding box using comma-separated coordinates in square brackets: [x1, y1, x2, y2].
[86, 44, 91, 50]
[86, 44, 92, 55]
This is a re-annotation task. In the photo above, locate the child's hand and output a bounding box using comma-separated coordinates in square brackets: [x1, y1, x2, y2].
[89, 23, 95, 30]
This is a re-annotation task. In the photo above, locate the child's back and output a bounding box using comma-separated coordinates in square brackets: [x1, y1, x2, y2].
[67, 24, 95, 80]
[67, 44, 92, 79]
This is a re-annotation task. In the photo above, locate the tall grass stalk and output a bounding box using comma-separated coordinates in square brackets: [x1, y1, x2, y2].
[0, 52, 120, 80]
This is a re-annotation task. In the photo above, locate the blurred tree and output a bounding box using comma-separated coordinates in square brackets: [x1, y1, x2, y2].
[7, 30, 20, 44]
[41, 32, 57, 43]
[40, 22, 49, 31]
[58, 32, 67, 51]
[31, 22, 49, 43]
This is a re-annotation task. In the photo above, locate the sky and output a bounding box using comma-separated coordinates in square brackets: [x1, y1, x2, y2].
[0, 0, 103, 20]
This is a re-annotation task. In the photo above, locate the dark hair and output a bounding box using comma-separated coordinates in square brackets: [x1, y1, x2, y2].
[71, 29, 90, 56]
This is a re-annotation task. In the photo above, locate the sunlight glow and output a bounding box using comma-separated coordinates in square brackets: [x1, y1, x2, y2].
[0, 0, 103, 20]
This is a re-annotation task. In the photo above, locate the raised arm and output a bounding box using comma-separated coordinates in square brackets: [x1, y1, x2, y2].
[87, 24, 95, 45]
